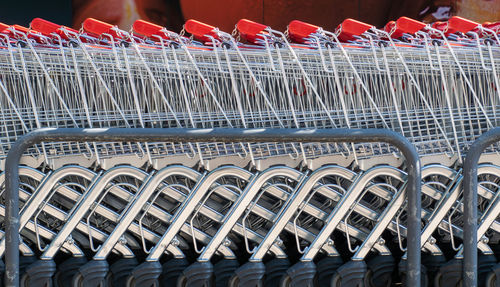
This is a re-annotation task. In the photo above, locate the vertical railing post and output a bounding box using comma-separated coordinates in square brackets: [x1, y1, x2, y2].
[462, 127, 500, 287]
[3, 128, 421, 287]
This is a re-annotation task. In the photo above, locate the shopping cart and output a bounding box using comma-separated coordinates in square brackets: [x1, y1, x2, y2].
[0, 14, 499, 287]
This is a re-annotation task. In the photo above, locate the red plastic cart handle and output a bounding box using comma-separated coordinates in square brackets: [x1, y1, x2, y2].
[389, 17, 427, 38]
[30, 18, 79, 40]
[447, 16, 479, 34]
[83, 18, 121, 39]
[287, 20, 320, 43]
[31, 18, 62, 36]
[237, 19, 268, 44]
[133, 19, 166, 39]
[0, 23, 9, 33]
[184, 19, 220, 42]
[336, 19, 373, 42]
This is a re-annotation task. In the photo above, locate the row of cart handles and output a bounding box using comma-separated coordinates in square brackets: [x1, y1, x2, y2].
[0, 16, 498, 48]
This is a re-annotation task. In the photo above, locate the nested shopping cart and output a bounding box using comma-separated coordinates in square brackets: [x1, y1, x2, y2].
[0, 13, 500, 287]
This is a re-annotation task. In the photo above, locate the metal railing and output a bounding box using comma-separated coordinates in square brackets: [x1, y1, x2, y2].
[463, 127, 500, 287]
[3, 127, 421, 287]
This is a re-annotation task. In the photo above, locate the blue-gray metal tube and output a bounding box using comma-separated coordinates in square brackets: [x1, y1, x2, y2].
[463, 127, 500, 287]
[4, 128, 421, 286]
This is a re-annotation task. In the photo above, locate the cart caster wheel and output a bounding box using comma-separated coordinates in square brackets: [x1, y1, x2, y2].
[181, 261, 213, 287]
[21, 259, 56, 287]
[363, 255, 394, 287]
[160, 258, 188, 287]
[316, 256, 343, 287]
[19, 255, 37, 276]
[281, 261, 315, 287]
[72, 272, 106, 287]
[278, 274, 291, 287]
[364, 257, 393, 287]
[434, 259, 462, 287]
[72, 272, 84, 287]
[330, 272, 342, 287]
[487, 262, 500, 287]
[486, 271, 495, 287]
[434, 271, 460, 287]
[329, 261, 366, 287]
[215, 259, 239, 287]
[109, 258, 138, 287]
[126, 261, 162, 287]
[228, 262, 266, 287]
[484, 268, 500, 287]
[127, 275, 159, 287]
[54, 257, 87, 287]
[421, 254, 446, 282]
[478, 254, 497, 287]
[176, 273, 213, 287]
[227, 274, 264, 287]
[265, 258, 290, 287]
[72, 260, 108, 287]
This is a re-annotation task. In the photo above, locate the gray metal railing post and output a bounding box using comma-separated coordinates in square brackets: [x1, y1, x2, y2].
[3, 128, 421, 287]
[462, 127, 500, 287]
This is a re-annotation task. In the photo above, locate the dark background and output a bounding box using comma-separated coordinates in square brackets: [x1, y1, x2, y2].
[1, 0, 72, 26]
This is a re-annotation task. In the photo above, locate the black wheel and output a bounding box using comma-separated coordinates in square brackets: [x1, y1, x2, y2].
[106, 272, 114, 287]
[328, 260, 365, 287]
[478, 254, 497, 287]
[72, 271, 107, 287]
[214, 259, 239, 287]
[72, 273, 84, 287]
[227, 274, 239, 287]
[364, 255, 394, 287]
[434, 271, 441, 287]
[330, 272, 364, 287]
[20, 259, 57, 287]
[486, 271, 496, 287]
[226, 274, 263, 287]
[331, 271, 365, 287]
[363, 269, 391, 287]
[127, 274, 159, 287]
[176, 274, 187, 287]
[434, 259, 462, 287]
[264, 258, 290, 287]
[422, 254, 446, 283]
[278, 274, 291, 287]
[316, 257, 343, 287]
[434, 270, 461, 287]
[73, 273, 107, 287]
[72, 259, 109, 287]
[54, 257, 87, 287]
[160, 258, 188, 287]
[176, 273, 213, 287]
[330, 272, 342, 287]
[109, 258, 138, 287]
[20, 273, 52, 287]
[19, 256, 37, 279]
